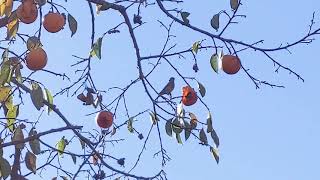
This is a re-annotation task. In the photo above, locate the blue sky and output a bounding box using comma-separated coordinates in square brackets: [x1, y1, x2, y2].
[1, 0, 320, 179]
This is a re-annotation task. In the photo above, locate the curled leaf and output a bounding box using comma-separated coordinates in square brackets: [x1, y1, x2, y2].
[210, 54, 219, 73]
[210, 147, 219, 164]
[67, 14, 77, 37]
[149, 111, 158, 125]
[172, 118, 183, 134]
[207, 112, 213, 133]
[197, 81, 206, 97]
[175, 133, 183, 144]
[90, 37, 103, 59]
[27, 36, 42, 51]
[181, 11, 190, 25]
[71, 154, 76, 164]
[44, 88, 53, 114]
[211, 129, 220, 148]
[192, 41, 200, 54]
[199, 128, 208, 145]
[189, 112, 198, 129]
[184, 121, 191, 141]
[165, 118, 173, 137]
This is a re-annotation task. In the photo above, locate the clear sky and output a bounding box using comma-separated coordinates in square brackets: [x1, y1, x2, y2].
[2, 0, 320, 179]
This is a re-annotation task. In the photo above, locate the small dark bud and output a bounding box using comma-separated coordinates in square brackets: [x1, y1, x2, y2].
[117, 158, 125, 166]
[138, 133, 144, 140]
[133, 14, 142, 25]
[193, 63, 199, 73]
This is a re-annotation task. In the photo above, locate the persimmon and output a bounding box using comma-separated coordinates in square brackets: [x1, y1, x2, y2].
[43, 12, 65, 33]
[16, 1, 38, 24]
[222, 55, 241, 75]
[182, 86, 198, 106]
[25, 47, 47, 71]
[95, 111, 113, 129]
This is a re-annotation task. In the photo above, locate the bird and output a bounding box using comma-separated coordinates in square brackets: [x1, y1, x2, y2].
[156, 77, 175, 100]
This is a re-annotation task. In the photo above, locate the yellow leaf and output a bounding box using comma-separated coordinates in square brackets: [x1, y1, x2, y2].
[6, 11, 18, 40]
[0, 0, 5, 17]
[4, 0, 13, 17]
[6, 104, 18, 132]
[4, 94, 13, 109]
[56, 137, 66, 156]
[0, 86, 11, 102]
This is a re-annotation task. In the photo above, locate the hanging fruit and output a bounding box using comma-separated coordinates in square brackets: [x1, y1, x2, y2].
[182, 86, 198, 106]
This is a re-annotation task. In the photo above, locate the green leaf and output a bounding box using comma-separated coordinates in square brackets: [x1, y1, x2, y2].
[184, 120, 191, 141]
[56, 137, 66, 157]
[127, 117, 134, 133]
[197, 81, 206, 97]
[210, 147, 219, 164]
[192, 41, 200, 54]
[90, 37, 103, 59]
[25, 151, 37, 174]
[0, 157, 11, 179]
[175, 133, 183, 144]
[207, 112, 213, 133]
[0, 86, 11, 102]
[181, 11, 190, 25]
[0, 51, 11, 86]
[199, 128, 208, 145]
[30, 83, 44, 111]
[28, 128, 41, 155]
[12, 126, 24, 149]
[6, 104, 18, 132]
[230, 0, 239, 10]
[211, 129, 220, 148]
[67, 14, 77, 37]
[210, 14, 219, 31]
[210, 54, 219, 73]
[165, 118, 173, 137]
[44, 88, 53, 114]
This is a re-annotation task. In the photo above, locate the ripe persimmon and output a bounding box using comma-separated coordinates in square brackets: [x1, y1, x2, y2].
[222, 55, 241, 75]
[16, 1, 38, 24]
[25, 47, 47, 71]
[43, 12, 65, 33]
[95, 111, 113, 129]
[182, 86, 198, 106]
